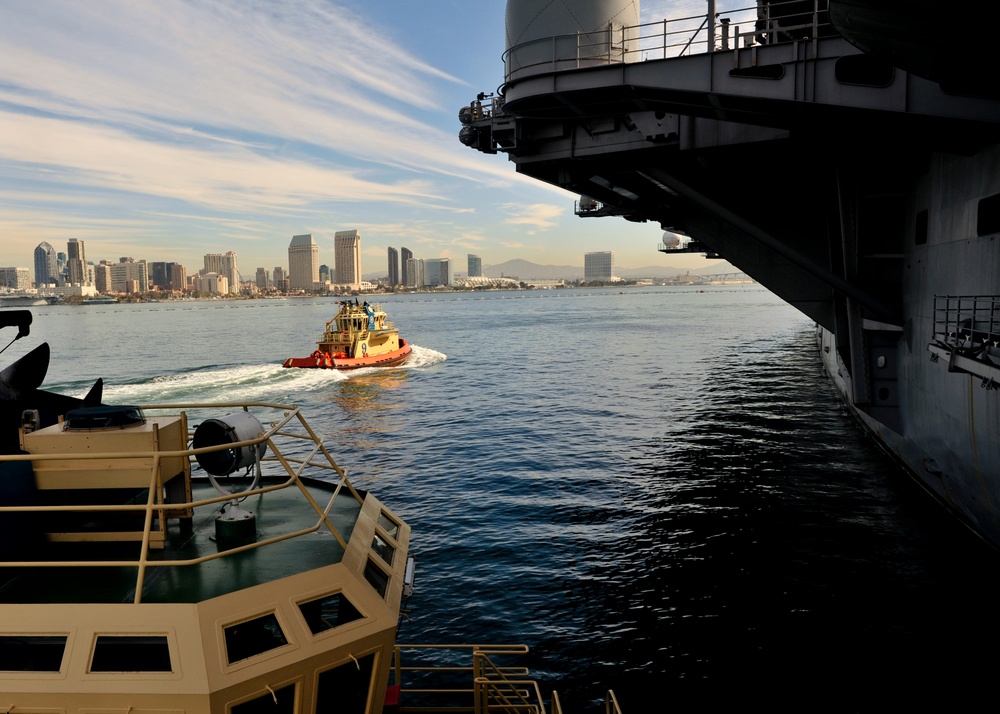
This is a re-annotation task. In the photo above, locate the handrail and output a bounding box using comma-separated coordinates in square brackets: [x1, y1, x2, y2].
[0, 401, 361, 603]
[502, 1, 834, 84]
[390, 644, 622, 714]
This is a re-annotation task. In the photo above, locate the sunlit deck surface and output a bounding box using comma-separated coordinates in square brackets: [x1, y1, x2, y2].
[0, 477, 361, 605]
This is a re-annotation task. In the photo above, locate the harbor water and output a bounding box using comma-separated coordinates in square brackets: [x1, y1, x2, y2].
[6, 287, 998, 711]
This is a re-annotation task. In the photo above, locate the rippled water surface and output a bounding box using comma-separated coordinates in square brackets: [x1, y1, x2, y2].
[10, 288, 1000, 710]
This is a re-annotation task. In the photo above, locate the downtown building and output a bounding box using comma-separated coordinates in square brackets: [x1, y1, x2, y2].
[66, 239, 87, 285]
[467, 254, 482, 278]
[424, 258, 453, 288]
[400, 247, 413, 287]
[584, 251, 615, 282]
[33, 242, 58, 289]
[387, 247, 399, 286]
[110, 258, 149, 293]
[203, 252, 240, 295]
[288, 235, 319, 291]
[0, 267, 31, 291]
[334, 230, 362, 287]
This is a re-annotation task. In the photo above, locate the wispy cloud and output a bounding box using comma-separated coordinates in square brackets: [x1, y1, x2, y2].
[501, 203, 564, 233]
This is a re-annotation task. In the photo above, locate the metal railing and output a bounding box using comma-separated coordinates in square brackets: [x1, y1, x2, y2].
[503, 1, 834, 84]
[390, 643, 621, 714]
[0, 402, 363, 604]
[932, 295, 1000, 351]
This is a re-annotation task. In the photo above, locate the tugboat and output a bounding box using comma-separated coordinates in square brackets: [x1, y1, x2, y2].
[283, 301, 412, 370]
[0, 310, 414, 711]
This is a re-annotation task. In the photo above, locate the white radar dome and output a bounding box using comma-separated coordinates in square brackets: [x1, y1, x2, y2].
[661, 232, 681, 249]
[505, 0, 640, 81]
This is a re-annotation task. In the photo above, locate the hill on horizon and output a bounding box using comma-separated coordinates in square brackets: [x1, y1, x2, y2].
[483, 257, 733, 280]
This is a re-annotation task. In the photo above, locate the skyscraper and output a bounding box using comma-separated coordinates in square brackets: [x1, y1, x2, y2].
[387, 247, 399, 286]
[400, 247, 413, 287]
[33, 242, 57, 288]
[424, 258, 453, 287]
[256, 267, 270, 290]
[468, 254, 482, 277]
[334, 230, 362, 286]
[67, 239, 86, 285]
[288, 235, 319, 291]
[584, 251, 614, 281]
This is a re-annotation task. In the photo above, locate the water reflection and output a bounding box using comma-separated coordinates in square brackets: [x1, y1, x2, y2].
[328, 369, 409, 448]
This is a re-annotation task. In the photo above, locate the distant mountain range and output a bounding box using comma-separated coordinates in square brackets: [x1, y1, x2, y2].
[363, 257, 735, 281]
[482, 258, 735, 280]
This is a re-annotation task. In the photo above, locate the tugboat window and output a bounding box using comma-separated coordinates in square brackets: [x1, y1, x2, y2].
[377, 511, 400, 539]
[224, 613, 289, 664]
[230, 683, 296, 713]
[298, 592, 364, 635]
[372, 532, 395, 565]
[0, 635, 67, 672]
[363, 558, 390, 598]
[90, 635, 171, 672]
[316, 653, 375, 714]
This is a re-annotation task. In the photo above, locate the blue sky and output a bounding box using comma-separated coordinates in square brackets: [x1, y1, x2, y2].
[1, 1, 734, 276]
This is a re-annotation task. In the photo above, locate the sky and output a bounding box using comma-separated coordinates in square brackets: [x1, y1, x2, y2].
[0, 1, 736, 277]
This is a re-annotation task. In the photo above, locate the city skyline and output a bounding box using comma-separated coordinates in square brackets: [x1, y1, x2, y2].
[0, 1, 723, 275]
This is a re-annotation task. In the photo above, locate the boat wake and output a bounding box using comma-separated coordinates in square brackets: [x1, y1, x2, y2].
[101, 345, 446, 404]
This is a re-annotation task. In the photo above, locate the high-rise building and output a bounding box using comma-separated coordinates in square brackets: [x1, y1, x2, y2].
[584, 251, 614, 282]
[401, 247, 413, 286]
[110, 258, 149, 293]
[468, 254, 482, 278]
[424, 258, 453, 287]
[93, 262, 112, 293]
[334, 230, 362, 286]
[273, 266, 286, 287]
[406, 258, 424, 288]
[319, 264, 330, 283]
[66, 239, 86, 285]
[203, 252, 239, 294]
[255, 267, 270, 290]
[169, 263, 187, 292]
[387, 247, 399, 286]
[0, 267, 30, 291]
[33, 242, 57, 288]
[288, 235, 319, 291]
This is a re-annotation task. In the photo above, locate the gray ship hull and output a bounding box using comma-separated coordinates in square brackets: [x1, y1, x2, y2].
[462, 2, 1000, 544]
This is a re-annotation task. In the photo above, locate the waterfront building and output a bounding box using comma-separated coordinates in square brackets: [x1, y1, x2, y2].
[56, 252, 67, 283]
[170, 263, 187, 292]
[272, 266, 287, 289]
[93, 262, 112, 294]
[401, 247, 413, 286]
[255, 267, 270, 290]
[584, 251, 615, 282]
[387, 247, 399, 286]
[193, 272, 228, 295]
[468, 254, 482, 278]
[203, 252, 239, 294]
[319, 264, 330, 283]
[288, 235, 319, 291]
[424, 258, 453, 288]
[406, 258, 424, 288]
[66, 239, 87, 285]
[334, 230, 362, 287]
[110, 258, 148, 293]
[0, 267, 31, 291]
[33, 242, 58, 289]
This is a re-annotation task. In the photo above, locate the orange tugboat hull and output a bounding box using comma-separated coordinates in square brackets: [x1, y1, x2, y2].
[283, 339, 412, 370]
